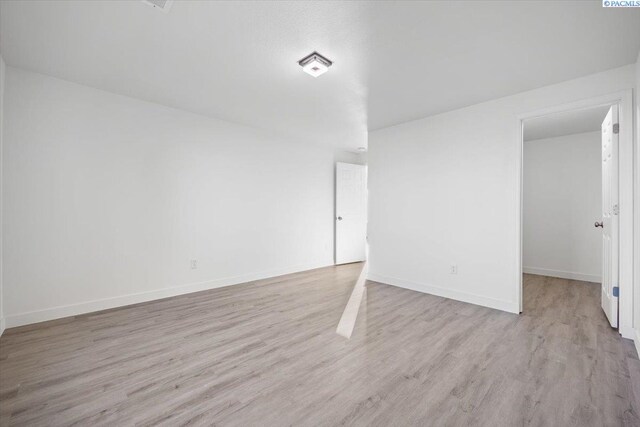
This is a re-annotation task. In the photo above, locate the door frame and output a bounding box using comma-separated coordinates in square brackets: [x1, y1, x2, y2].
[515, 89, 634, 339]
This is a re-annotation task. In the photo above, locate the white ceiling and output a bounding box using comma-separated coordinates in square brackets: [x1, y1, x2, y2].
[1, 1, 639, 151]
[524, 105, 611, 142]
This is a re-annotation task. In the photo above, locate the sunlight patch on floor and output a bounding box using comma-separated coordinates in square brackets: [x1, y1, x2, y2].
[336, 262, 368, 339]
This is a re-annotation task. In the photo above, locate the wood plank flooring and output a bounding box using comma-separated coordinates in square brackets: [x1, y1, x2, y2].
[1, 265, 639, 426]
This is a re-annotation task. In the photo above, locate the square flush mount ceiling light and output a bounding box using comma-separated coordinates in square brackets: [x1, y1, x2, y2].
[298, 52, 333, 77]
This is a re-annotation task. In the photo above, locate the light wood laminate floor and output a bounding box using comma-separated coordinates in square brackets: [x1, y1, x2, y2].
[1, 265, 639, 426]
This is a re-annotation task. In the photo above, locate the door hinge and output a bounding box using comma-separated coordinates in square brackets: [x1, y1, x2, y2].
[613, 286, 619, 297]
[613, 123, 619, 134]
[613, 204, 619, 215]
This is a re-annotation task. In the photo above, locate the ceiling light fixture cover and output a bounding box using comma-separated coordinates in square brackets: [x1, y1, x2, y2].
[298, 52, 332, 77]
[142, 0, 173, 12]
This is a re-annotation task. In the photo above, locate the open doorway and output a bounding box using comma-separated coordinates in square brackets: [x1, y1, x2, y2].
[516, 90, 634, 338]
[522, 104, 617, 327]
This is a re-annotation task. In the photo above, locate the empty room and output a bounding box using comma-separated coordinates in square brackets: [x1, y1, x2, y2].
[523, 107, 610, 317]
[0, 1, 639, 426]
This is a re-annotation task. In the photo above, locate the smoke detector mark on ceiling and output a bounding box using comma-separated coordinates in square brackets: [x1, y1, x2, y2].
[142, 0, 173, 13]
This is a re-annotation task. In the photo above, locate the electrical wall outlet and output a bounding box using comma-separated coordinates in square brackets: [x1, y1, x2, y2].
[190, 260, 197, 270]
[450, 264, 457, 274]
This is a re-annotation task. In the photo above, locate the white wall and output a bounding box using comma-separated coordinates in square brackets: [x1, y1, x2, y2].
[3, 68, 339, 327]
[368, 64, 635, 315]
[523, 131, 601, 283]
[634, 51, 640, 353]
[334, 150, 367, 166]
[0, 55, 5, 335]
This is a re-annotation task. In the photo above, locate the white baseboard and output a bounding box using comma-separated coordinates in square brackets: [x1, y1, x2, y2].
[522, 267, 601, 283]
[4, 261, 332, 329]
[367, 273, 519, 314]
[0, 317, 5, 337]
[634, 329, 640, 360]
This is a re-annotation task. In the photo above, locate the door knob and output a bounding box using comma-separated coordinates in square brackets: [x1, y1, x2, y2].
[594, 221, 603, 228]
[337, 216, 343, 221]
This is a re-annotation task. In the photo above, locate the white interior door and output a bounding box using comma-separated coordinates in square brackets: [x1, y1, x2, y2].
[600, 105, 619, 328]
[336, 162, 367, 265]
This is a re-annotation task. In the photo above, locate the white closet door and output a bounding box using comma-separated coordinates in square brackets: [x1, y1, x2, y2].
[336, 163, 367, 265]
